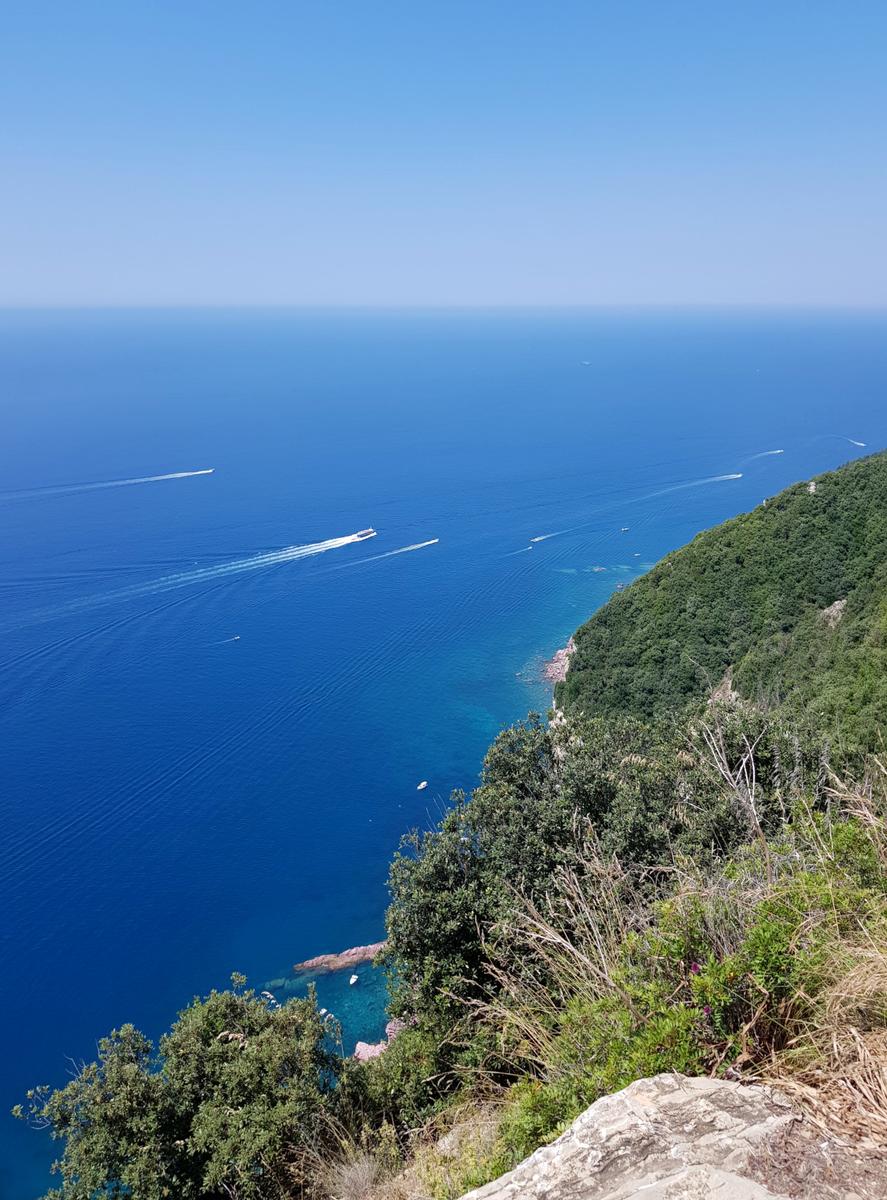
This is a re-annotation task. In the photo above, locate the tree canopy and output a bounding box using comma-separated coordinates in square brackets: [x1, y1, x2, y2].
[15, 980, 340, 1200]
[557, 451, 887, 755]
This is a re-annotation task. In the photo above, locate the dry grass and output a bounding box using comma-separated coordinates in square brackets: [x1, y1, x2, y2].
[755, 770, 887, 1145]
[471, 760, 887, 1089]
[765, 1027, 887, 1148]
[313, 1100, 504, 1200]
[326, 1101, 502, 1200]
[323, 1151, 383, 1200]
[466, 838, 641, 1077]
[407, 1101, 502, 1200]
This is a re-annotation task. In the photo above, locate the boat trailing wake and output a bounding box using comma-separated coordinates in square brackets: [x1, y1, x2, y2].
[518, 473, 744, 547]
[332, 538, 439, 568]
[0, 468, 215, 501]
[21, 530, 376, 623]
[743, 449, 784, 463]
[647, 472, 742, 498]
[816, 435, 867, 449]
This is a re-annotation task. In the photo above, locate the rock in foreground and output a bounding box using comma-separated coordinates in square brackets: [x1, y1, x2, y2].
[461, 1073, 798, 1199]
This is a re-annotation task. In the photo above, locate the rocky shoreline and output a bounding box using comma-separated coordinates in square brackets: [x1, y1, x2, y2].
[354, 1016, 411, 1062]
[543, 636, 575, 684]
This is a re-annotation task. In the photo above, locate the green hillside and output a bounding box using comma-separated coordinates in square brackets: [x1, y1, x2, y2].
[558, 452, 887, 753]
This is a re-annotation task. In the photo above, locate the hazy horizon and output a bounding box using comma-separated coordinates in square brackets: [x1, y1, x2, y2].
[5, 302, 887, 313]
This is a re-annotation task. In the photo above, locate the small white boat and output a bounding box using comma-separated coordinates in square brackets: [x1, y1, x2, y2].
[356, 528, 376, 540]
[349, 973, 359, 986]
[620, 526, 630, 533]
[417, 780, 428, 790]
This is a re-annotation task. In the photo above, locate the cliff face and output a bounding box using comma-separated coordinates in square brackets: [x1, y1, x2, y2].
[458, 1073, 885, 1200]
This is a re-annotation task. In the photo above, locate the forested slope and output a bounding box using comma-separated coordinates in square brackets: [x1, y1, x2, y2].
[557, 452, 887, 752]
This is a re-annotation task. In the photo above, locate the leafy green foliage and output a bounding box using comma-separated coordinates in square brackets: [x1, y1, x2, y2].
[558, 452, 887, 754]
[385, 716, 576, 1014]
[344, 1022, 455, 1131]
[15, 980, 339, 1200]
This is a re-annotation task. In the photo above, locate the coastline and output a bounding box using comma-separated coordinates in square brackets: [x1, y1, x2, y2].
[543, 636, 576, 685]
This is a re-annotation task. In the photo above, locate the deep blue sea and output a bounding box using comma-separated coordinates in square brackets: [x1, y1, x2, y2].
[1, 309, 885, 1197]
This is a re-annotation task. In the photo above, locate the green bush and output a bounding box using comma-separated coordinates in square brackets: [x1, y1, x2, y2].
[14, 979, 339, 1200]
[350, 1022, 453, 1130]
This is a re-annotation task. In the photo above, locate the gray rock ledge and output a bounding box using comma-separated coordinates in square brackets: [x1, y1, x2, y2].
[460, 1073, 797, 1200]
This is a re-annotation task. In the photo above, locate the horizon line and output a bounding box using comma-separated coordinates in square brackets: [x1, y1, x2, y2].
[2, 301, 887, 314]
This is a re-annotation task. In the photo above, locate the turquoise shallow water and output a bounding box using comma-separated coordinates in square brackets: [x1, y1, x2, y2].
[1, 309, 885, 1196]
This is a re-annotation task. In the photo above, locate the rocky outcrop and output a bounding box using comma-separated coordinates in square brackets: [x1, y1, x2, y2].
[353, 1017, 411, 1062]
[709, 666, 738, 705]
[293, 940, 387, 976]
[544, 637, 576, 685]
[820, 598, 847, 629]
[353, 1039, 386, 1062]
[461, 1074, 798, 1199]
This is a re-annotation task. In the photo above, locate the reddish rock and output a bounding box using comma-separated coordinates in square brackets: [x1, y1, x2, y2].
[353, 1040, 387, 1061]
[293, 940, 387, 976]
[353, 1016, 416, 1061]
[543, 637, 576, 684]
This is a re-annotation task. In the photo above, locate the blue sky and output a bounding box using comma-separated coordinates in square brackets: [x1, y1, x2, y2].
[2, 1, 886, 305]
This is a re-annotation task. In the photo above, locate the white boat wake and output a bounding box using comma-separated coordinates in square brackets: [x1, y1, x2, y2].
[332, 538, 439, 568]
[527, 474, 744, 545]
[0, 468, 215, 500]
[647, 472, 742, 498]
[26, 530, 376, 622]
[743, 449, 784, 463]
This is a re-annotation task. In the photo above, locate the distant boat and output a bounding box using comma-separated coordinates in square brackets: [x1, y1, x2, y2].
[349, 974, 359, 986]
[356, 528, 376, 540]
[620, 527, 630, 533]
[616, 582, 625, 592]
[417, 780, 428, 790]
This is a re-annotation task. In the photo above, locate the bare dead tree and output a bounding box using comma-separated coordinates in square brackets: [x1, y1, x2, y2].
[699, 717, 773, 882]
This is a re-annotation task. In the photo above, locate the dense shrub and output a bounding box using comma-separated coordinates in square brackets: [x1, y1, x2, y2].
[15, 979, 339, 1200]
